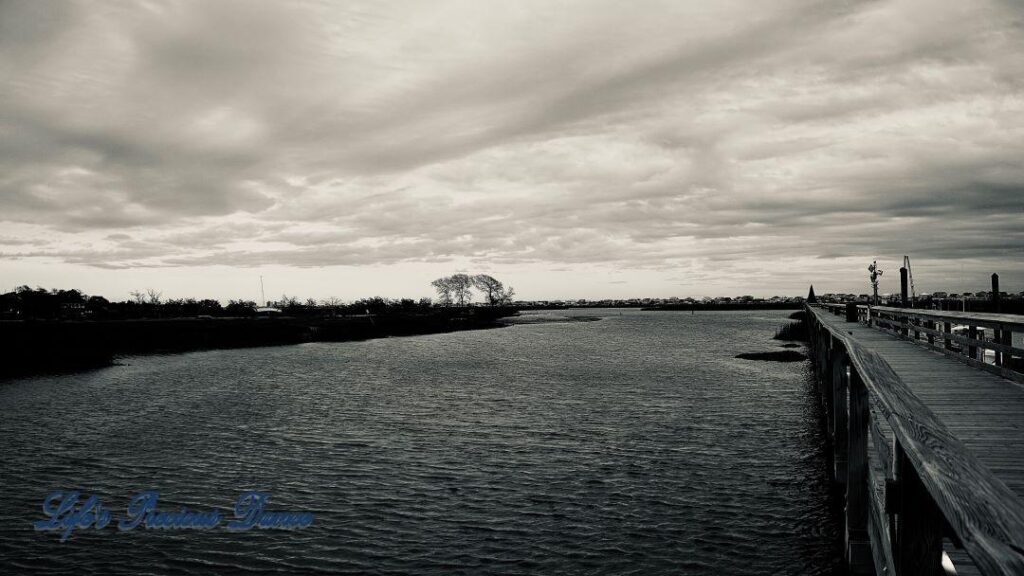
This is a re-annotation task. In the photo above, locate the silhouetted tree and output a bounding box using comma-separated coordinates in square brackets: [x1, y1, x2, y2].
[321, 296, 343, 317]
[357, 296, 390, 315]
[226, 300, 257, 316]
[472, 274, 514, 306]
[431, 277, 454, 306]
[197, 299, 222, 314]
[450, 274, 473, 306]
[86, 295, 109, 313]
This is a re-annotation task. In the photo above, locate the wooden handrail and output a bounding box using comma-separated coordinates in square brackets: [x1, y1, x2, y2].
[871, 306, 1024, 332]
[814, 303, 1024, 331]
[808, 306, 1024, 575]
[810, 303, 1022, 382]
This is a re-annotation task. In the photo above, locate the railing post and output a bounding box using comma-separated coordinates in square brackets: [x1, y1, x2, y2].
[994, 327, 1002, 366]
[846, 367, 872, 573]
[832, 348, 849, 485]
[926, 320, 935, 346]
[894, 449, 945, 575]
[943, 322, 952, 351]
[968, 325, 978, 360]
[1007, 327, 1015, 366]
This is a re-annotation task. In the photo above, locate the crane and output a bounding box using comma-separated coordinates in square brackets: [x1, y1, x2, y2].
[903, 255, 916, 307]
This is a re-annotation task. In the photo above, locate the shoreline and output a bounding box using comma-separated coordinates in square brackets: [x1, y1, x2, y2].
[0, 307, 515, 379]
[511, 303, 804, 311]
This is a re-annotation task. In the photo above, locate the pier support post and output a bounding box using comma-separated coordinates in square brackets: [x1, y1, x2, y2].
[816, 334, 825, 382]
[819, 330, 832, 385]
[822, 338, 835, 439]
[894, 451, 944, 576]
[846, 368, 872, 573]
[832, 347, 849, 485]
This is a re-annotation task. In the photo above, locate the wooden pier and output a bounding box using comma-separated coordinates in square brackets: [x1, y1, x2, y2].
[806, 303, 1024, 576]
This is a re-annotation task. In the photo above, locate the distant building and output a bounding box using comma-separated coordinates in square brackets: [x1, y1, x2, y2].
[60, 302, 86, 318]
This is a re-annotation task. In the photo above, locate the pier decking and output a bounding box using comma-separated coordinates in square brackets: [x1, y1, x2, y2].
[806, 304, 1024, 576]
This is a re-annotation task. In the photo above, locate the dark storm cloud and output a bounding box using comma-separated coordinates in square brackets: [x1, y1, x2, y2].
[0, 0, 1022, 285]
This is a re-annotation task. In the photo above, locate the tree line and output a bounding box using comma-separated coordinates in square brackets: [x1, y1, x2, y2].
[1, 274, 515, 320]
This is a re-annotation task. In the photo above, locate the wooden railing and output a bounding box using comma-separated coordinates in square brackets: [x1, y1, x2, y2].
[813, 303, 1024, 383]
[806, 305, 1024, 576]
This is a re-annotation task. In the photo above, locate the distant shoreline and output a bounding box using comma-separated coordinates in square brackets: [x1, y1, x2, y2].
[0, 307, 515, 379]
[516, 303, 803, 312]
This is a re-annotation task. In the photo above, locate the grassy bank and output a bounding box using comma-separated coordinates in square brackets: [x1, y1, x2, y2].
[0, 307, 515, 378]
[773, 310, 809, 342]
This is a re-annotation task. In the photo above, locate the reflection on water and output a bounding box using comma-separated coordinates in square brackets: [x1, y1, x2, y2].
[0, 309, 840, 575]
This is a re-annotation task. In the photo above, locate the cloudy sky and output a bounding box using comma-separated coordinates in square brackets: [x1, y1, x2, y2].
[1, 0, 1022, 302]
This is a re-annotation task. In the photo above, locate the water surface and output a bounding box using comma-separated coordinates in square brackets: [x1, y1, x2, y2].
[0, 309, 840, 575]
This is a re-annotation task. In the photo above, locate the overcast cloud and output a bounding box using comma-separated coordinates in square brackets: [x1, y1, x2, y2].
[1, 0, 1022, 300]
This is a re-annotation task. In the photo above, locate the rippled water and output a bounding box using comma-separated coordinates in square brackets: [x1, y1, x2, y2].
[0, 309, 840, 575]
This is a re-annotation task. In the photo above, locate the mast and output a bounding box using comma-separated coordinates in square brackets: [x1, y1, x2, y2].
[260, 275, 266, 307]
